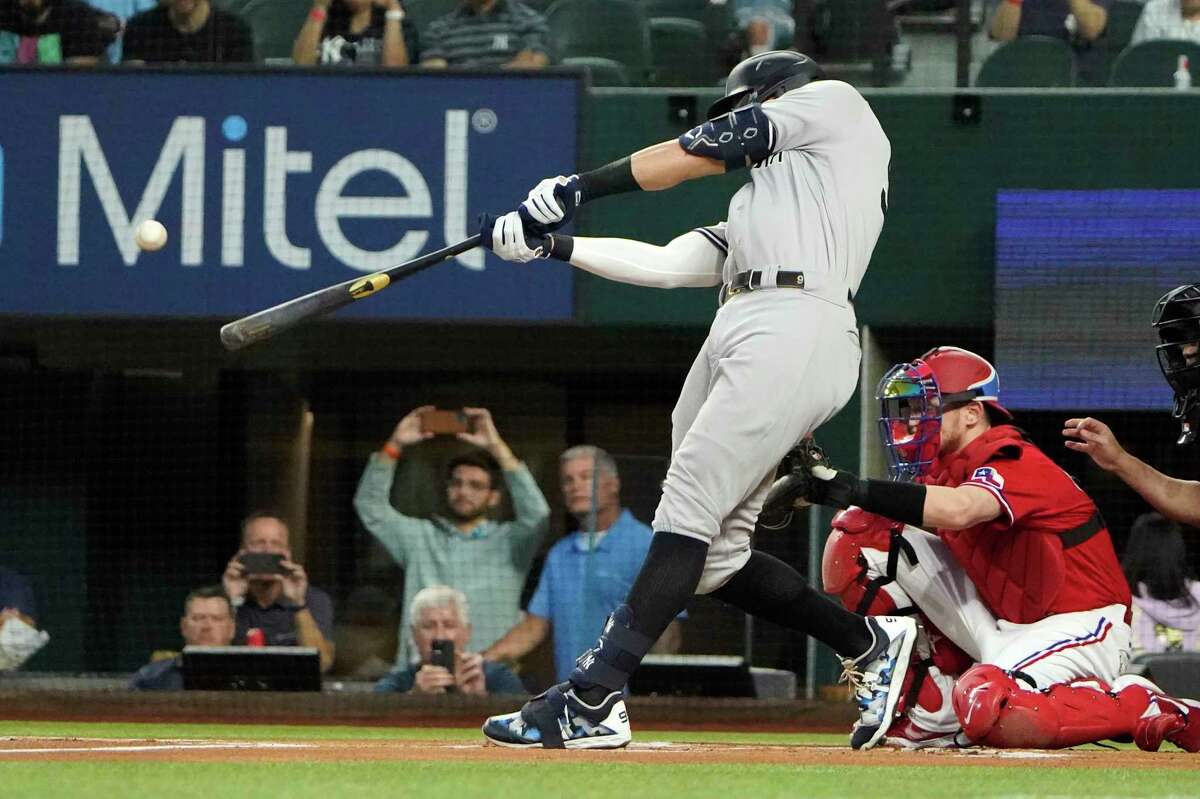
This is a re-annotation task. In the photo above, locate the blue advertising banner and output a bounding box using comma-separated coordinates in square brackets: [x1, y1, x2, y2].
[0, 69, 578, 321]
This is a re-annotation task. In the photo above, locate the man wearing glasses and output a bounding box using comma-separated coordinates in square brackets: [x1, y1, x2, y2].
[354, 406, 550, 668]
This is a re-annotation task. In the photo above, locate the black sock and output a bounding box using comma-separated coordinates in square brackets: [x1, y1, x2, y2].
[710, 550, 874, 658]
[575, 531, 708, 704]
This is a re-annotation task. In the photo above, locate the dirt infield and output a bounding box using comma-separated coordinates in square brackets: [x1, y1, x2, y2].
[2, 736, 1195, 769]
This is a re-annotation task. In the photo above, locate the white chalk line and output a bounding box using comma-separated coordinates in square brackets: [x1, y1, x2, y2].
[0, 740, 315, 755]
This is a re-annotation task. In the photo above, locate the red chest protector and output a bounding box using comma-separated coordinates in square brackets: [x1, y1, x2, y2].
[921, 426, 1067, 623]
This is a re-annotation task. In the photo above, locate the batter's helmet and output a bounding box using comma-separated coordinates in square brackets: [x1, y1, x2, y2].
[1152, 283, 1200, 443]
[707, 49, 824, 120]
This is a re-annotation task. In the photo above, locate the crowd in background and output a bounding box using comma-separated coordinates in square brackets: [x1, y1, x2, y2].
[1, 0, 1197, 86]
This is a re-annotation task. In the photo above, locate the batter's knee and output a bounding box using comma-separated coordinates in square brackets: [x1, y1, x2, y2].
[694, 544, 753, 595]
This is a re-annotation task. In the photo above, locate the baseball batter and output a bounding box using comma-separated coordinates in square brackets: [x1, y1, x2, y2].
[789, 346, 1200, 751]
[478, 51, 917, 751]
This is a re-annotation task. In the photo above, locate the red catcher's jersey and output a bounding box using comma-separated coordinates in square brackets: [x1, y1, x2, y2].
[938, 434, 1131, 624]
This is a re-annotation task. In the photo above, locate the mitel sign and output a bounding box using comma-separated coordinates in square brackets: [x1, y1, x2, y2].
[0, 70, 578, 321]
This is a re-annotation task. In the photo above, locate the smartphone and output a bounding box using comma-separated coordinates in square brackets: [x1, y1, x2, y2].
[239, 552, 286, 576]
[421, 409, 468, 436]
[430, 638, 456, 674]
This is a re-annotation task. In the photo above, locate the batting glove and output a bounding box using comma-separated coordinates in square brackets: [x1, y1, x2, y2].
[479, 211, 549, 263]
[521, 175, 582, 230]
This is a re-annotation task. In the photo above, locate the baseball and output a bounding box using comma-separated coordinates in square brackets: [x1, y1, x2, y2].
[134, 219, 168, 252]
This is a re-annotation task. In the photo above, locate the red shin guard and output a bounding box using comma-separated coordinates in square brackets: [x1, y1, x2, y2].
[952, 664, 1155, 749]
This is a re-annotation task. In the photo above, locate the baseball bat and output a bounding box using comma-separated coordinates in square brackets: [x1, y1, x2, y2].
[219, 234, 482, 352]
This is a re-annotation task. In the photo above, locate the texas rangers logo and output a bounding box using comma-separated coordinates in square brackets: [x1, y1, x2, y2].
[970, 466, 1005, 491]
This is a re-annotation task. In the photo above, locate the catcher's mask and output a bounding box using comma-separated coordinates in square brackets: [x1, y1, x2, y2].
[1153, 283, 1200, 445]
[877, 347, 1010, 480]
[877, 359, 942, 481]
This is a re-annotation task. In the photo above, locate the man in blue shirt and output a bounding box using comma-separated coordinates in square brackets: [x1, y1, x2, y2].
[484, 446, 683, 683]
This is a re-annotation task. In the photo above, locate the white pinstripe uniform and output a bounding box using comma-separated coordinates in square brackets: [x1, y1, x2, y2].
[653, 80, 892, 592]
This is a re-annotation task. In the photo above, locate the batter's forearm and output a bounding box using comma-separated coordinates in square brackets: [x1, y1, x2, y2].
[630, 141, 725, 190]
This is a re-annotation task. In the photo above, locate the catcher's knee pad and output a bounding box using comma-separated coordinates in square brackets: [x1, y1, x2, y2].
[952, 664, 1019, 742]
[822, 507, 912, 615]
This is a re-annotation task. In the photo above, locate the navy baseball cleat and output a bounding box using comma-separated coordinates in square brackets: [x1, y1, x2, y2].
[482, 681, 632, 749]
[842, 615, 918, 751]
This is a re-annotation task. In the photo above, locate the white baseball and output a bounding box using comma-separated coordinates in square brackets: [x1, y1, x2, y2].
[134, 220, 168, 252]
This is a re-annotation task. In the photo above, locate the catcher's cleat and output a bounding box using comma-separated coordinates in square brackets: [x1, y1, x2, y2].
[1135, 695, 1200, 753]
[482, 682, 632, 749]
[842, 615, 918, 751]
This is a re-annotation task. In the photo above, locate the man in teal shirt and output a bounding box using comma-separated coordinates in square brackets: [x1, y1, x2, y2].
[353, 406, 549, 666]
[484, 446, 683, 682]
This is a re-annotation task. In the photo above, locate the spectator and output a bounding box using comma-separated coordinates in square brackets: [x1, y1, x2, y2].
[222, 511, 336, 672]
[87, 0, 154, 62]
[731, 0, 794, 55]
[0, 567, 49, 672]
[1131, 0, 1200, 45]
[485, 446, 683, 684]
[420, 0, 548, 69]
[1123, 512, 1200, 654]
[122, 0, 252, 63]
[990, 0, 1110, 82]
[128, 585, 235, 690]
[353, 406, 550, 666]
[374, 585, 525, 694]
[0, 0, 118, 64]
[990, 0, 1110, 44]
[292, 0, 416, 66]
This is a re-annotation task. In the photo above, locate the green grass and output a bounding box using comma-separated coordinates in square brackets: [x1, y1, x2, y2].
[2, 761, 1197, 799]
[3, 721, 1196, 799]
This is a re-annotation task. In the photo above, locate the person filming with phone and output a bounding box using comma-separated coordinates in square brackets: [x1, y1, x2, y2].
[374, 585, 525, 695]
[354, 406, 550, 669]
[221, 511, 336, 672]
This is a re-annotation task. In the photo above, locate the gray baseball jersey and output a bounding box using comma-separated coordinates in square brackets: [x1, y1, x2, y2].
[694, 80, 890, 304]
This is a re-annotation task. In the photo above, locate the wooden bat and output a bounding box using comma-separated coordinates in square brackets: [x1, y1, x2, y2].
[219, 234, 482, 352]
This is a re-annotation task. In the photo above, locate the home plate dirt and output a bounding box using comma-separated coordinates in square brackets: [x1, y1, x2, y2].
[0, 737, 1193, 768]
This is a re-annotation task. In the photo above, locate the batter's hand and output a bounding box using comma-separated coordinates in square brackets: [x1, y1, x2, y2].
[480, 211, 548, 263]
[521, 175, 582, 230]
[1062, 417, 1127, 472]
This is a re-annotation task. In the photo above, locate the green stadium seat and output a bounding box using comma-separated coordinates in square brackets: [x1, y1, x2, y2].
[240, 0, 311, 61]
[561, 55, 631, 86]
[975, 36, 1075, 87]
[649, 17, 717, 86]
[546, 0, 651, 82]
[641, 0, 708, 21]
[1109, 39, 1200, 87]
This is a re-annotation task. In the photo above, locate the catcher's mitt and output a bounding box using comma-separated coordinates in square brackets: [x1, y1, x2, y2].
[758, 438, 836, 529]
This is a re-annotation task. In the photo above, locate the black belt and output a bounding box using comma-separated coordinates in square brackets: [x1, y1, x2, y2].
[719, 270, 806, 305]
[1060, 511, 1106, 549]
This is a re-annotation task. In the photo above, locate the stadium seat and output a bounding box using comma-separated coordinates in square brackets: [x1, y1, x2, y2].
[561, 55, 631, 86]
[240, 0, 311, 61]
[975, 36, 1075, 87]
[1110, 39, 1200, 86]
[649, 17, 717, 86]
[546, 0, 652, 82]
